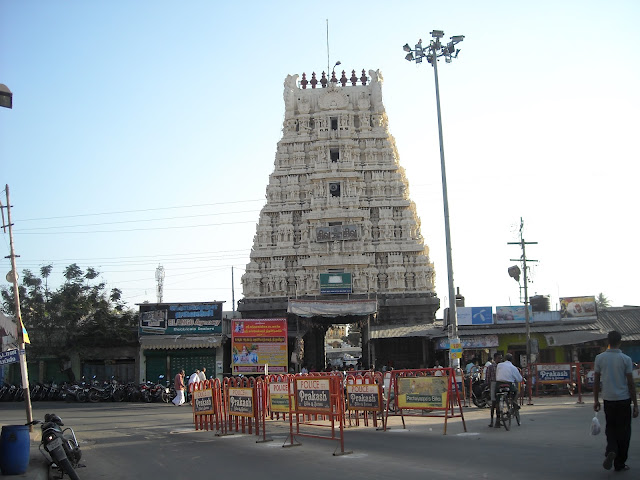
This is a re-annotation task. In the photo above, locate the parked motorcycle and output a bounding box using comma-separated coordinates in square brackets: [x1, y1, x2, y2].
[88, 376, 124, 402]
[30, 413, 82, 480]
[469, 372, 491, 408]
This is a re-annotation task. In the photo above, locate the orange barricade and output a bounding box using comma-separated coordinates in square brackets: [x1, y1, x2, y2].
[222, 376, 260, 436]
[284, 374, 351, 455]
[382, 368, 466, 435]
[344, 371, 383, 429]
[190, 379, 223, 432]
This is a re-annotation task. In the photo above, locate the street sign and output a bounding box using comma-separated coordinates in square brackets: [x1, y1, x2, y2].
[0, 349, 19, 365]
[449, 338, 462, 359]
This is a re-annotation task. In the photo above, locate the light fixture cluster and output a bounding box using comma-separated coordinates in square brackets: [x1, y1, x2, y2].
[403, 30, 464, 65]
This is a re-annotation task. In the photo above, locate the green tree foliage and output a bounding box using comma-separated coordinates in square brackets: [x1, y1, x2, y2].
[1, 264, 137, 355]
[596, 292, 611, 309]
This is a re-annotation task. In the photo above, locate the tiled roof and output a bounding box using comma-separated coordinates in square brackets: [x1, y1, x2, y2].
[596, 307, 640, 341]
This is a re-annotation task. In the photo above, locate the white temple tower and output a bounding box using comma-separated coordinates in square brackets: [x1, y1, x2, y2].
[239, 69, 440, 368]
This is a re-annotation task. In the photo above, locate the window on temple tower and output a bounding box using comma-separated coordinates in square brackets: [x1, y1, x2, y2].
[330, 117, 338, 130]
[330, 148, 339, 162]
[329, 182, 341, 197]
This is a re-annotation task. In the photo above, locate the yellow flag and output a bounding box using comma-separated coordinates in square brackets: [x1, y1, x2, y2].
[20, 318, 30, 344]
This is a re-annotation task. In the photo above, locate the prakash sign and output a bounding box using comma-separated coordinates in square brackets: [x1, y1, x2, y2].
[228, 387, 254, 417]
[536, 364, 571, 384]
[295, 378, 331, 411]
[193, 388, 215, 415]
[346, 384, 381, 411]
[397, 377, 448, 409]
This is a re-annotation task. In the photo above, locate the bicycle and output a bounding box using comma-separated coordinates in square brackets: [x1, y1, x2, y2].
[496, 382, 521, 431]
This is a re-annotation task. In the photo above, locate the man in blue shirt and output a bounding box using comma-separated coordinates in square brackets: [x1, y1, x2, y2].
[594, 330, 639, 472]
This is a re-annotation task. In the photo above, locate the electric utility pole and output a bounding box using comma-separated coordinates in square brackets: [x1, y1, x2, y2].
[508, 217, 538, 364]
[3, 185, 34, 429]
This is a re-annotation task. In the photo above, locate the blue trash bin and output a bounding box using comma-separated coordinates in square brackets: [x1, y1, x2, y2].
[0, 425, 30, 475]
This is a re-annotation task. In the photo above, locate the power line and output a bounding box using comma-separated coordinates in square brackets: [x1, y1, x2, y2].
[14, 219, 257, 235]
[16, 209, 261, 231]
[18, 199, 265, 222]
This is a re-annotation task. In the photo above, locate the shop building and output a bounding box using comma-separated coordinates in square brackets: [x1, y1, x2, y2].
[138, 302, 226, 383]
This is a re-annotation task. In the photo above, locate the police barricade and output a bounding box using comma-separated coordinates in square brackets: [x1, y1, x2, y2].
[382, 368, 466, 435]
[532, 363, 573, 397]
[222, 376, 261, 436]
[281, 374, 351, 455]
[344, 371, 383, 429]
[573, 362, 594, 404]
[190, 379, 223, 432]
[266, 373, 296, 422]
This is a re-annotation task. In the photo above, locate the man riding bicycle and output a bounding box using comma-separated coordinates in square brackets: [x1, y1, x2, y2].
[495, 353, 523, 407]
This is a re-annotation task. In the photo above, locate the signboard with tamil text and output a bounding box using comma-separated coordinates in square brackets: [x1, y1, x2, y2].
[319, 273, 352, 294]
[268, 382, 292, 413]
[231, 319, 287, 375]
[0, 349, 20, 366]
[139, 302, 223, 335]
[397, 377, 448, 409]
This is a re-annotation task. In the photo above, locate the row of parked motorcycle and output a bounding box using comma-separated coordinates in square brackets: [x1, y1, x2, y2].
[0, 375, 176, 403]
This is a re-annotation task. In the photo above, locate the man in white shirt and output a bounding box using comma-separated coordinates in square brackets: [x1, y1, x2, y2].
[496, 353, 523, 384]
[496, 353, 523, 405]
[187, 369, 200, 404]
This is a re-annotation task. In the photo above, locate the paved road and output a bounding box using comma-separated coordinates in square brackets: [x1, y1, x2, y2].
[2, 395, 638, 479]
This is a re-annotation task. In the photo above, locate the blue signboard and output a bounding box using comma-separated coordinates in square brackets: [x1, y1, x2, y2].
[458, 307, 493, 325]
[0, 349, 20, 366]
[536, 364, 571, 383]
[139, 302, 223, 335]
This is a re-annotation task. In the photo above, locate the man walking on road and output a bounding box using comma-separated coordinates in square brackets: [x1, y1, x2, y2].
[172, 369, 185, 406]
[594, 330, 639, 472]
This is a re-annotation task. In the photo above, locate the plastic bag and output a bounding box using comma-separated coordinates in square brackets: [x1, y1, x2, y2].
[591, 412, 601, 435]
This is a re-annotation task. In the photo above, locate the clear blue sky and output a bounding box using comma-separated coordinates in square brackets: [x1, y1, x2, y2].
[2, 1, 639, 313]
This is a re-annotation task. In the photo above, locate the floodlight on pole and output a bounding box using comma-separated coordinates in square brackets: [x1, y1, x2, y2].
[0, 84, 13, 109]
[402, 30, 465, 368]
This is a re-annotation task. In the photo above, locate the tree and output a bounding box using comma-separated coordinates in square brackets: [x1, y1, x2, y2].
[1, 264, 138, 355]
[596, 292, 611, 309]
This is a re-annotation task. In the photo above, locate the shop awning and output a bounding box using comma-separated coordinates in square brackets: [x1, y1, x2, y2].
[544, 330, 608, 347]
[139, 334, 223, 350]
[288, 299, 377, 318]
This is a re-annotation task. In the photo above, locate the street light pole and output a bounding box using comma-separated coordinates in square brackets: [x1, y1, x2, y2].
[403, 31, 464, 368]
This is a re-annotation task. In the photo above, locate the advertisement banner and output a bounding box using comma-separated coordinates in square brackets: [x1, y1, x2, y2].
[228, 387, 254, 417]
[346, 384, 381, 411]
[458, 307, 493, 325]
[268, 382, 292, 412]
[139, 302, 223, 335]
[438, 335, 499, 350]
[397, 377, 448, 409]
[231, 319, 288, 375]
[295, 378, 331, 411]
[536, 364, 572, 384]
[496, 305, 533, 324]
[193, 388, 215, 415]
[560, 296, 596, 319]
